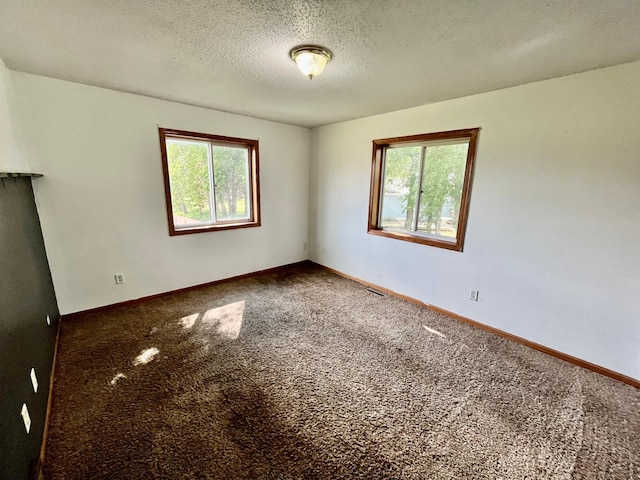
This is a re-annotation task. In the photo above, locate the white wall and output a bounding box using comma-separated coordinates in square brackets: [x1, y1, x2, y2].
[12, 73, 310, 315]
[0, 58, 29, 172]
[309, 61, 640, 379]
[10, 63, 640, 378]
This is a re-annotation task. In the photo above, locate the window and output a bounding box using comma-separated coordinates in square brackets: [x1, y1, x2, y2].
[368, 128, 479, 251]
[159, 128, 260, 235]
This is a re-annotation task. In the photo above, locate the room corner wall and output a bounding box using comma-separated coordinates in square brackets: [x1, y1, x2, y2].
[0, 58, 30, 173]
[0, 58, 60, 480]
[309, 61, 640, 380]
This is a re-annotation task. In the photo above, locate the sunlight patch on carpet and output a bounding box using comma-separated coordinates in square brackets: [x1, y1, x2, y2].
[180, 313, 199, 329]
[423, 325, 446, 338]
[109, 373, 127, 385]
[201, 300, 245, 340]
[133, 347, 160, 365]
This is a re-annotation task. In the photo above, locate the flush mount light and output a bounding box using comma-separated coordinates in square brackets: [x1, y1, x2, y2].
[289, 45, 332, 79]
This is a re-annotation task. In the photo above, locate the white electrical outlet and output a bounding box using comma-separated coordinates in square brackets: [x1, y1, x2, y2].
[303, 242, 308, 250]
[30, 368, 38, 393]
[469, 290, 479, 301]
[21, 404, 31, 433]
[114, 273, 125, 285]
[46, 315, 51, 326]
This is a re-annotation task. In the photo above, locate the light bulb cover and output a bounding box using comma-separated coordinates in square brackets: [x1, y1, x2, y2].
[290, 45, 332, 79]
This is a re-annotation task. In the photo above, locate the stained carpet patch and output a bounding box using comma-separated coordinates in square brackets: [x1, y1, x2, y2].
[44, 264, 640, 479]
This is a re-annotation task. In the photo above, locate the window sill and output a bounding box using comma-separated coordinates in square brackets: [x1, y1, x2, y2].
[367, 227, 463, 251]
[170, 220, 261, 236]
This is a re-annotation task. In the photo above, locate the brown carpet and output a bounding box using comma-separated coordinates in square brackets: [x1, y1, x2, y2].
[44, 263, 640, 479]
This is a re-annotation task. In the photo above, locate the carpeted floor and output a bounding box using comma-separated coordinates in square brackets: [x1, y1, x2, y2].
[44, 263, 640, 479]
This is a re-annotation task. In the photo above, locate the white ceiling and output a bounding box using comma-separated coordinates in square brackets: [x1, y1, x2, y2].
[1, 1, 639, 128]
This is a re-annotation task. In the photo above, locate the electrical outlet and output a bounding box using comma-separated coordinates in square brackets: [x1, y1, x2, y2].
[21, 404, 31, 433]
[30, 368, 38, 393]
[114, 273, 125, 285]
[469, 290, 479, 301]
[46, 315, 50, 326]
[303, 242, 308, 250]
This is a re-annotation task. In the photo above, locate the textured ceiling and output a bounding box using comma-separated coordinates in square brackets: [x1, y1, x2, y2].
[1, 1, 639, 128]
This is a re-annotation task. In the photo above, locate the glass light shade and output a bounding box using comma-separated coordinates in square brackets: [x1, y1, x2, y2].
[290, 46, 332, 79]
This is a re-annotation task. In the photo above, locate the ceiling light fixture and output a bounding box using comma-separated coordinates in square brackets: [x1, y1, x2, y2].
[289, 45, 332, 79]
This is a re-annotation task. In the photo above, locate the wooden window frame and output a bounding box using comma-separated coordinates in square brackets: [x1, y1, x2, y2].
[159, 128, 261, 236]
[368, 128, 479, 252]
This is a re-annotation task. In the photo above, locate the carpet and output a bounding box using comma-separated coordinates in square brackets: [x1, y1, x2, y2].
[43, 263, 640, 479]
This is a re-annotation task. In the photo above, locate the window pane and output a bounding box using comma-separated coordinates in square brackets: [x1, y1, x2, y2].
[380, 146, 422, 230]
[416, 142, 469, 241]
[166, 139, 212, 226]
[212, 146, 250, 221]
